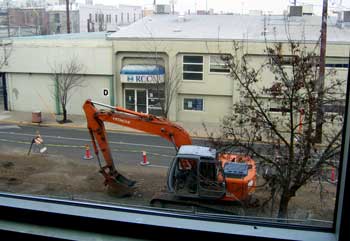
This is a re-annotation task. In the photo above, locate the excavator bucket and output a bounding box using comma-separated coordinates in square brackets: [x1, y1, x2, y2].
[100, 169, 136, 197]
[106, 180, 136, 197]
[114, 173, 136, 187]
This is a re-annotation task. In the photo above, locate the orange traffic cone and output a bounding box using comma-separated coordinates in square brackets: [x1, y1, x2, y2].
[331, 167, 336, 183]
[83, 144, 94, 160]
[140, 151, 150, 166]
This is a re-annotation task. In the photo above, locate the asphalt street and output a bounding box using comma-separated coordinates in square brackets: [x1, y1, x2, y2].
[0, 123, 209, 169]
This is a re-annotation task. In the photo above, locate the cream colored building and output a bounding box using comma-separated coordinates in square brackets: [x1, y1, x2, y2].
[1, 13, 349, 124]
[1, 33, 113, 116]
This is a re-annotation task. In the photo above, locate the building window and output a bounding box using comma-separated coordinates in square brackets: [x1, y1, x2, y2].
[89, 13, 92, 20]
[148, 89, 165, 116]
[98, 14, 104, 23]
[121, 13, 124, 23]
[54, 13, 60, 23]
[183, 98, 204, 111]
[95, 13, 98, 22]
[127, 13, 130, 22]
[326, 57, 349, 68]
[209, 55, 230, 73]
[134, 13, 136, 22]
[183, 55, 203, 80]
[324, 99, 346, 115]
[115, 14, 118, 23]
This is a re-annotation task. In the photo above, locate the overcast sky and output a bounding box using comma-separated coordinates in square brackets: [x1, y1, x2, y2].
[91, 0, 350, 15]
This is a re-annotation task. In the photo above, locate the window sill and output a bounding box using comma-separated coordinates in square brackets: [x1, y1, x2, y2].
[0, 193, 337, 241]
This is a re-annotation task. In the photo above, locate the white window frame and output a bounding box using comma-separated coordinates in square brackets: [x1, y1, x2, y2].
[183, 97, 204, 111]
[209, 55, 230, 74]
[182, 55, 204, 81]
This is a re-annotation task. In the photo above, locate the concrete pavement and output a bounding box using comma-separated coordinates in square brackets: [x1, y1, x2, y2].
[0, 110, 221, 139]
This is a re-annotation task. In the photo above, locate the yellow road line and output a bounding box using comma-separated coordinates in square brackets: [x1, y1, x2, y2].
[0, 138, 173, 158]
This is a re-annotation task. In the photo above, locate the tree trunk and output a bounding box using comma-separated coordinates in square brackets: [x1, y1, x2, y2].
[277, 191, 291, 219]
[62, 105, 67, 123]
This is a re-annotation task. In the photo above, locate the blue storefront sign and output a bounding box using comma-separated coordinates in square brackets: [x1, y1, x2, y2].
[120, 64, 165, 83]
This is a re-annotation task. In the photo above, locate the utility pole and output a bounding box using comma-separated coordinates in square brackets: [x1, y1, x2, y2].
[315, 0, 328, 143]
[66, 0, 71, 33]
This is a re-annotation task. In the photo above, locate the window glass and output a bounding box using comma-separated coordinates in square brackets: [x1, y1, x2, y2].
[183, 56, 203, 63]
[183, 55, 203, 80]
[210, 55, 230, 73]
[1, 2, 350, 240]
[184, 98, 204, 111]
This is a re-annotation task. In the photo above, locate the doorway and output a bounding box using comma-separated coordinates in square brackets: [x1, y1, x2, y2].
[124, 89, 147, 113]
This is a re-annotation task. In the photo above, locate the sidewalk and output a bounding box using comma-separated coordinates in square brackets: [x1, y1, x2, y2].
[0, 110, 221, 139]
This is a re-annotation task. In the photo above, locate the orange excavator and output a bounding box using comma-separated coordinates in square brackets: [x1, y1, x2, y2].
[83, 99, 256, 204]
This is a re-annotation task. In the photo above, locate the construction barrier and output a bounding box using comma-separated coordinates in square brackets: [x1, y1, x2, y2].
[83, 144, 94, 160]
[27, 131, 47, 155]
[140, 151, 150, 166]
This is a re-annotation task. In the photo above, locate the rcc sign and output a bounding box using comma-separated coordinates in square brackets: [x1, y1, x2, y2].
[121, 74, 165, 83]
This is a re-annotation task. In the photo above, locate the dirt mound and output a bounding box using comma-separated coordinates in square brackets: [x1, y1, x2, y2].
[0, 150, 337, 224]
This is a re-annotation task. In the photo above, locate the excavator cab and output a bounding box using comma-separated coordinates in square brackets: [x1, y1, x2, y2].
[167, 145, 226, 199]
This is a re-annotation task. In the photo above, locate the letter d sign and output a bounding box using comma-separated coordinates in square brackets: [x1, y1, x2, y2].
[103, 88, 109, 97]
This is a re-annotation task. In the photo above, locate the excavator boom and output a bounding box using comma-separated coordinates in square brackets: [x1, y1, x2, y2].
[83, 99, 192, 192]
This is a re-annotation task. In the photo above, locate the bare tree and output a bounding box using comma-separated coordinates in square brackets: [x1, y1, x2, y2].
[138, 23, 182, 118]
[50, 58, 85, 123]
[148, 57, 182, 118]
[0, 38, 12, 69]
[161, 61, 182, 117]
[211, 39, 345, 219]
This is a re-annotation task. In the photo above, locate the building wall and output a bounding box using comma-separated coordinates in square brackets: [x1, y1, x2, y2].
[2, 33, 349, 123]
[2, 38, 113, 115]
[4, 39, 112, 75]
[6, 73, 111, 115]
[177, 94, 232, 123]
[112, 39, 350, 123]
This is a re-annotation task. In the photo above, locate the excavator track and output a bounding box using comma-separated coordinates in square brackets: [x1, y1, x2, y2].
[150, 192, 246, 215]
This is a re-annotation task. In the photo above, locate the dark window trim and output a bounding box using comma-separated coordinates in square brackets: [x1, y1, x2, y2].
[0, 192, 339, 240]
[182, 55, 204, 81]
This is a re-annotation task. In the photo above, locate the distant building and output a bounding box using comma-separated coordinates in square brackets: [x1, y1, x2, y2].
[0, 8, 49, 37]
[0, 2, 143, 36]
[47, 6, 79, 34]
[46, 4, 143, 34]
[196, 10, 208, 15]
